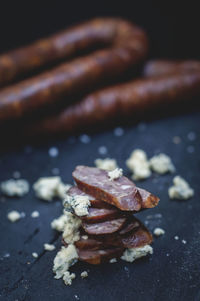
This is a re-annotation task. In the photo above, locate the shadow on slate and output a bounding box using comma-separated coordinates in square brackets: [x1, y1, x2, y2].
[0, 112, 200, 301]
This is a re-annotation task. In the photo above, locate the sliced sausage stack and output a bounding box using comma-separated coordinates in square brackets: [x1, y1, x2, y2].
[63, 166, 159, 264]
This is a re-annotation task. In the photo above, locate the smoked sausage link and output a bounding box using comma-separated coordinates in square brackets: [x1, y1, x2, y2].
[143, 60, 200, 77]
[29, 72, 200, 136]
[0, 18, 148, 122]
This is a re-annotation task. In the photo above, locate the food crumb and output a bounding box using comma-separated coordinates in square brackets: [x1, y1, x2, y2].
[174, 236, 179, 240]
[113, 127, 124, 136]
[7, 210, 21, 222]
[44, 243, 56, 251]
[168, 176, 194, 200]
[31, 211, 40, 218]
[182, 239, 187, 244]
[187, 132, 196, 141]
[13, 171, 21, 179]
[94, 158, 118, 171]
[110, 258, 117, 263]
[74, 295, 80, 300]
[98, 146, 107, 155]
[51, 168, 60, 175]
[32, 252, 38, 258]
[1, 179, 29, 197]
[79, 134, 91, 144]
[48, 147, 59, 157]
[187, 145, 195, 153]
[81, 271, 88, 278]
[108, 168, 123, 180]
[153, 227, 165, 236]
[4, 253, 10, 258]
[173, 136, 181, 144]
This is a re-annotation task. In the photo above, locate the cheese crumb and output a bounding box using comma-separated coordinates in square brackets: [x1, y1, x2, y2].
[94, 158, 118, 171]
[153, 227, 165, 236]
[81, 235, 88, 240]
[182, 239, 187, 244]
[149, 153, 175, 174]
[174, 236, 179, 240]
[63, 271, 76, 285]
[63, 194, 91, 216]
[31, 211, 40, 218]
[168, 176, 194, 200]
[53, 245, 78, 279]
[32, 252, 38, 258]
[44, 243, 56, 251]
[80, 271, 88, 278]
[7, 210, 21, 222]
[62, 212, 81, 244]
[109, 258, 117, 263]
[126, 149, 151, 180]
[108, 168, 123, 180]
[33, 177, 70, 201]
[1, 179, 29, 197]
[121, 245, 153, 262]
[51, 214, 68, 232]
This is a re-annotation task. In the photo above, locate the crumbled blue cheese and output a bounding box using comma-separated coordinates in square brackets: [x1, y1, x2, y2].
[149, 153, 175, 174]
[51, 214, 69, 232]
[168, 176, 194, 200]
[53, 245, 78, 280]
[62, 212, 81, 244]
[63, 271, 76, 285]
[94, 158, 118, 171]
[63, 194, 91, 216]
[81, 235, 88, 240]
[108, 168, 123, 180]
[7, 210, 22, 222]
[33, 177, 71, 201]
[121, 245, 153, 262]
[80, 271, 88, 278]
[1, 179, 29, 197]
[31, 211, 40, 218]
[44, 243, 56, 251]
[32, 252, 38, 258]
[109, 258, 117, 263]
[126, 149, 151, 180]
[153, 227, 165, 236]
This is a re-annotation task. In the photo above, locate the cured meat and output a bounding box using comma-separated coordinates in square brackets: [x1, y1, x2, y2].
[75, 237, 105, 250]
[82, 217, 127, 235]
[73, 165, 142, 211]
[138, 188, 159, 209]
[143, 60, 200, 77]
[0, 18, 148, 122]
[68, 186, 115, 209]
[119, 218, 140, 235]
[77, 247, 124, 264]
[82, 207, 121, 223]
[29, 72, 200, 137]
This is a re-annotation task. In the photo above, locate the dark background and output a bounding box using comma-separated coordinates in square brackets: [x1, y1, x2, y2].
[0, 1, 200, 301]
[0, 0, 200, 59]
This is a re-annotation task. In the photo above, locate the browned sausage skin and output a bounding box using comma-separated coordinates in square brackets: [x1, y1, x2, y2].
[0, 18, 148, 87]
[29, 72, 200, 136]
[143, 60, 200, 77]
[0, 18, 148, 122]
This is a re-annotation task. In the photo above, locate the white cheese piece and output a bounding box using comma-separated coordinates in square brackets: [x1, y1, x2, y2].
[1, 179, 29, 197]
[63, 271, 76, 285]
[7, 210, 21, 222]
[53, 245, 78, 279]
[153, 227, 165, 236]
[109, 258, 117, 263]
[32, 252, 38, 258]
[33, 177, 70, 201]
[51, 214, 68, 232]
[94, 158, 118, 171]
[168, 176, 194, 200]
[44, 243, 56, 251]
[182, 239, 187, 244]
[108, 168, 123, 181]
[81, 235, 88, 240]
[80, 271, 88, 278]
[121, 245, 153, 262]
[31, 211, 40, 218]
[63, 194, 91, 216]
[62, 212, 81, 244]
[126, 149, 151, 180]
[149, 153, 175, 174]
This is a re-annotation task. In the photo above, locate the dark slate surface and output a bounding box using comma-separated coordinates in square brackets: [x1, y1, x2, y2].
[0, 112, 200, 301]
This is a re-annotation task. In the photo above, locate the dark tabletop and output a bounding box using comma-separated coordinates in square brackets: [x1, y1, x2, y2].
[0, 111, 199, 301]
